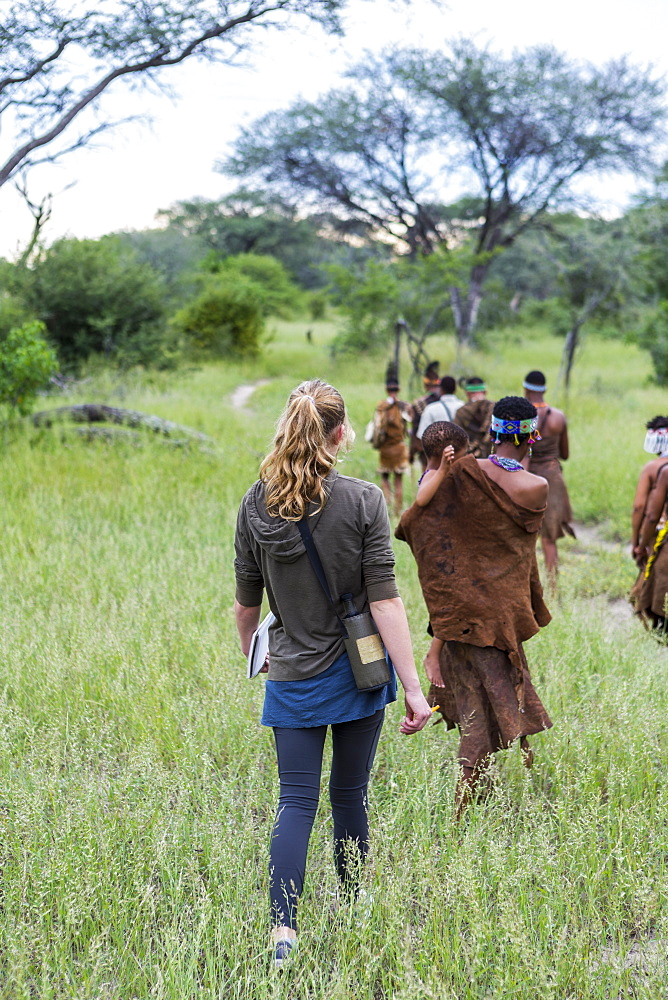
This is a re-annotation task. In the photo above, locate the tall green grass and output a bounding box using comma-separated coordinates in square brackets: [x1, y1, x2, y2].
[0, 320, 665, 997]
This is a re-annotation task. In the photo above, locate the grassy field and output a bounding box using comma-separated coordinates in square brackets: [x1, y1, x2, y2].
[0, 319, 666, 998]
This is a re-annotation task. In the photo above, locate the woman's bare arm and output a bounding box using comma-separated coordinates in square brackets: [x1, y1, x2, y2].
[631, 465, 653, 548]
[369, 596, 432, 734]
[638, 469, 668, 551]
[234, 599, 262, 657]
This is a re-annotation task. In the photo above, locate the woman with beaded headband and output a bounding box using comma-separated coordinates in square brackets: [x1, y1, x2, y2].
[522, 370, 574, 584]
[630, 416, 668, 636]
[234, 378, 432, 966]
[630, 416, 668, 560]
[397, 396, 553, 818]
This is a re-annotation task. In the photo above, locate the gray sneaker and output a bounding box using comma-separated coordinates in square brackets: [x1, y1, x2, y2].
[273, 937, 297, 970]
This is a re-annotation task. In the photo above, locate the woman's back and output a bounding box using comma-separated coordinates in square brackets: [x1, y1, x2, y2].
[235, 471, 397, 680]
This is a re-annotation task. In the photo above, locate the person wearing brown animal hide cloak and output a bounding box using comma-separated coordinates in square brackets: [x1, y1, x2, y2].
[631, 418, 668, 637]
[372, 365, 412, 516]
[396, 396, 553, 816]
[523, 370, 575, 583]
[454, 376, 495, 459]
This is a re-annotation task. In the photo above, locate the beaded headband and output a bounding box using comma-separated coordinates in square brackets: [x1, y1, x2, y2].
[464, 381, 486, 392]
[644, 428, 668, 454]
[523, 379, 546, 392]
[490, 415, 539, 435]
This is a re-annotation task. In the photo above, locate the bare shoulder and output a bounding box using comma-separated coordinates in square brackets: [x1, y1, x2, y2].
[521, 471, 549, 508]
[545, 406, 567, 432]
[656, 464, 668, 490]
[478, 459, 548, 509]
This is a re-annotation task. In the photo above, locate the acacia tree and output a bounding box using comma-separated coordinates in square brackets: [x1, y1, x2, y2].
[0, 0, 363, 189]
[223, 40, 666, 345]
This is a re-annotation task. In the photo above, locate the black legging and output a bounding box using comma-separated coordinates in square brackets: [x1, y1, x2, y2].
[269, 709, 385, 930]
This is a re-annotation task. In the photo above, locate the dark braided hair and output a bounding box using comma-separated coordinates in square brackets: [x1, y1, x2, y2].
[491, 396, 537, 445]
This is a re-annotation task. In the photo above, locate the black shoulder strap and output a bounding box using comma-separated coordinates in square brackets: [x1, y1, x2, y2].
[297, 518, 348, 637]
[440, 399, 452, 421]
[537, 407, 551, 433]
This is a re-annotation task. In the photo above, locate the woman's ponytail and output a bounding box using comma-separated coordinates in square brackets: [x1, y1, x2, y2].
[260, 379, 351, 520]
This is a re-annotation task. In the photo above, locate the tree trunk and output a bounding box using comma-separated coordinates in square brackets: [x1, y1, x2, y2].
[560, 321, 582, 391]
[449, 264, 488, 346]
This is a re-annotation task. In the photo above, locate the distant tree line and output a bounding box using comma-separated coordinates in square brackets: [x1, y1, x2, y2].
[1, 32, 668, 403]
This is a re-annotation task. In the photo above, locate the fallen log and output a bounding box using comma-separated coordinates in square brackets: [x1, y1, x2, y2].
[31, 404, 213, 442]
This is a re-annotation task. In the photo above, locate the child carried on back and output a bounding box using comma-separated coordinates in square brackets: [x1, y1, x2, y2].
[416, 420, 470, 507]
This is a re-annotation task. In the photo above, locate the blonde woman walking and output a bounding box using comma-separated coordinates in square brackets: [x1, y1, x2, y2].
[234, 378, 431, 967]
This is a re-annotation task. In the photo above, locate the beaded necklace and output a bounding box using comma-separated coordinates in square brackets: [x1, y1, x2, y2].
[489, 454, 525, 472]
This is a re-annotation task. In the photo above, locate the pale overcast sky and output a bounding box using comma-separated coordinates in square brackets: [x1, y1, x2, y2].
[1, 0, 666, 258]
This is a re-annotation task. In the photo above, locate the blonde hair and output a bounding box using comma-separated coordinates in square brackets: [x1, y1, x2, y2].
[260, 379, 353, 521]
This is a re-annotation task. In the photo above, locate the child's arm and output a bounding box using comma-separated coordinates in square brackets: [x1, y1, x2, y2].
[423, 637, 445, 687]
[415, 446, 455, 506]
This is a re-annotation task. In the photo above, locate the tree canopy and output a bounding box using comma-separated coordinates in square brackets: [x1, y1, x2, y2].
[158, 191, 373, 288]
[0, 0, 366, 189]
[223, 40, 667, 343]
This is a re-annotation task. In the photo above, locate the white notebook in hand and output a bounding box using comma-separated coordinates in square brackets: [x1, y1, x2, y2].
[247, 611, 276, 679]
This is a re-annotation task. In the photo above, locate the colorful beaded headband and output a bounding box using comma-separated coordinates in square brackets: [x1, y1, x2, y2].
[522, 379, 546, 392]
[490, 415, 539, 435]
[644, 428, 668, 454]
[464, 381, 486, 392]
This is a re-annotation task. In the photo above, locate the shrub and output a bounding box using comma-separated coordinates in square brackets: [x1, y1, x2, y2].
[0, 320, 58, 416]
[27, 237, 169, 369]
[172, 277, 265, 357]
[639, 300, 668, 383]
[308, 291, 328, 321]
[202, 253, 303, 317]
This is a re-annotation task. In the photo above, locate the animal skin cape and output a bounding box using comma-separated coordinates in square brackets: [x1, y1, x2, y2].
[396, 455, 551, 703]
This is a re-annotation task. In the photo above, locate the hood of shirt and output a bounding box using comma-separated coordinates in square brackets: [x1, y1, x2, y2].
[243, 477, 331, 563]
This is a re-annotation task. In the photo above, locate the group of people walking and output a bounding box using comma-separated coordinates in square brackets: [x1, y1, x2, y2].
[233, 377, 557, 967]
[370, 362, 574, 581]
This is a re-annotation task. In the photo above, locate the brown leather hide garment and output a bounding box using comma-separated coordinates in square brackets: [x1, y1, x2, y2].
[396, 455, 551, 708]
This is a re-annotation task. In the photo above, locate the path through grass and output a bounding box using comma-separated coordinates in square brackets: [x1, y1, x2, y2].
[0, 321, 666, 997]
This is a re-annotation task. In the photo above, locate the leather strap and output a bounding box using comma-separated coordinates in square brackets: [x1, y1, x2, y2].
[297, 518, 348, 638]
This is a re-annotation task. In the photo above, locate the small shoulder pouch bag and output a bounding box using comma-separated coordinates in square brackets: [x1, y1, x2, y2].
[297, 518, 391, 692]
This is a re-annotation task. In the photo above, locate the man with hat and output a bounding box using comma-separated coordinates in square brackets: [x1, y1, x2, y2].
[454, 376, 495, 458]
[523, 369, 574, 582]
[371, 364, 412, 516]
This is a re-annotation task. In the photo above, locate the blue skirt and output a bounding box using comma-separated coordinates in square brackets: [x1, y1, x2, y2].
[261, 650, 397, 728]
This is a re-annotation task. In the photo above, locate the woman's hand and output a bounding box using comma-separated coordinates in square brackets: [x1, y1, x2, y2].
[400, 689, 433, 734]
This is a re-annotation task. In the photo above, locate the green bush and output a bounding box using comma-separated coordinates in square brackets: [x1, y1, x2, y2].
[639, 300, 668, 383]
[202, 253, 303, 317]
[308, 290, 328, 320]
[0, 290, 34, 341]
[172, 277, 265, 357]
[27, 237, 169, 369]
[0, 320, 58, 416]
